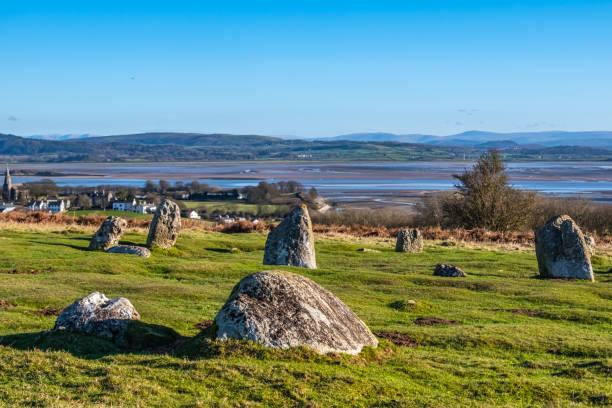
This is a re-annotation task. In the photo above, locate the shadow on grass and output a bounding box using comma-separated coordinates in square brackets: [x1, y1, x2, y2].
[27, 240, 88, 251]
[0, 321, 187, 359]
[0, 322, 390, 364]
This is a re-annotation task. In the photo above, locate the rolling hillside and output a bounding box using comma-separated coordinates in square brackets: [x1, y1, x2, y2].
[2, 132, 611, 162]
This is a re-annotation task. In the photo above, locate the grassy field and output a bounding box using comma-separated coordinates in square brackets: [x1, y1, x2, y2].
[180, 200, 285, 214]
[0, 225, 610, 407]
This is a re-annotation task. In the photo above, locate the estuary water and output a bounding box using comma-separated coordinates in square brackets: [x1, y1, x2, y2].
[8, 161, 612, 204]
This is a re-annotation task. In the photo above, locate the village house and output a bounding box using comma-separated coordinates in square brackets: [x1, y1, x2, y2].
[188, 210, 201, 219]
[112, 199, 137, 212]
[48, 199, 68, 214]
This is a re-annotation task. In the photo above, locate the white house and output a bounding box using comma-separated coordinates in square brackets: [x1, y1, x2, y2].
[28, 200, 47, 211]
[48, 200, 66, 214]
[134, 202, 156, 214]
[188, 210, 201, 219]
[112, 199, 137, 212]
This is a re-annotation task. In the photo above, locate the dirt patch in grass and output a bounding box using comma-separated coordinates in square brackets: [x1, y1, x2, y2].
[414, 317, 459, 326]
[488, 308, 542, 316]
[194, 320, 214, 330]
[0, 299, 17, 308]
[31, 307, 63, 316]
[373, 331, 419, 348]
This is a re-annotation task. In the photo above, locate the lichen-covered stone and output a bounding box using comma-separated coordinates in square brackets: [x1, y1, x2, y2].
[89, 216, 127, 251]
[147, 199, 181, 249]
[585, 235, 596, 256]
[54, 292, 140, 346]
[434, 264, 467, 277]
[535, 215, 594, 281]
[263, 205, 316, 269]
[106, 245, 151, 258]
[215, 271, 378, 355]
[395, 229, 423, 253]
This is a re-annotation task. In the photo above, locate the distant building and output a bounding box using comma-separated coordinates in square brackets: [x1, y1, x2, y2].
[188, 210, 201, 219]
[112, 199, 137, 212]
[28, 200, 47, 211]
[134, 202, 156, 214]
[47, 199, 67, 214]
[2, 165, 17, 202]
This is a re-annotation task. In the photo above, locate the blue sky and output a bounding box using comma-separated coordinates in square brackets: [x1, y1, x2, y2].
[1, 1, 611, 138]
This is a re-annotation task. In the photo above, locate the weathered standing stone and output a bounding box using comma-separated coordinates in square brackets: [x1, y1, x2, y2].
[434, 264, 467, 277]
[585, 236, 596, 255]
[106, 245, 151, 258]
[395, 229, 423, 253]
[89, 216, 127, 251]
[215, 271, 378, 355]
[535, 215, 594, 281]
[54, 292, 140, 345]
[263, 205, 316, 269]
[147, 199, 181, 249]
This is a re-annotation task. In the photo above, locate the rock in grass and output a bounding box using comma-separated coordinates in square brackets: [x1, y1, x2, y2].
[106, 245, 151, 258]
[89, 216, 127, 251]
[54, 292, 140, 346]
[434, 264, 467, 277]
[263, 205, 316, 269]
[395, 229, 423, 253]
[147, 199, 181, 249]
[215, 271, 378, 355]
[535, 215, 594, 281]
[357, 248, 380, 253]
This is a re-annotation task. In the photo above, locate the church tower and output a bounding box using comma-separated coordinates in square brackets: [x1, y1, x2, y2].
[3, 164, 12, 202]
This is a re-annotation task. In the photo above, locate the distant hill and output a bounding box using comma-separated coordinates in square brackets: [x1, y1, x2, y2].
[1, 132, 610, 162]
[326, 131, 612, 149]
[81, 132, 281, 147]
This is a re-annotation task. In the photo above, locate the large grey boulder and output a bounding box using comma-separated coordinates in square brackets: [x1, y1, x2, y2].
[215, 271, 378, 355]
[535, 215, 594, 281]
[106, 245, 151, 258]
[434, 264, 467, 277]
[395, 228, 423, 253]
[54, 292, 140, 345]
[263, 205, 316, 269]
[89, 216, 127, 251]
[147, 199, 181, 249]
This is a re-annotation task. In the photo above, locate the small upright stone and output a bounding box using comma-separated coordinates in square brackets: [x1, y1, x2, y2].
[147, 199, 181, 249]
[263, 205, 316, 269]
[395, 228, 423, 253]
[89, 216, 127, 251]
[535, 215, 594, 281]
[54, 292, 140, 345]
[434, 264, 467, 277]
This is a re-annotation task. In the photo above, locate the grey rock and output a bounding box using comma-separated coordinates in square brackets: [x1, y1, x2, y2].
[89, 216, 127, 251]
[215, 271, 378, 355]
[434, 264, 467, 277]
[147, 199, 181, 249]
[357, 248, 380, 253]
[106, 245, 151, 258]
[535, 215, 594, 281]
[395, 229, 423, 253]
[263, 205, 316, 269]
[585, 235, 596, 255]
[54, 292, 140, 345]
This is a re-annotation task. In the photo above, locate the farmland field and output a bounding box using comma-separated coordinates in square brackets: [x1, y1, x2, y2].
[0, 225, 610, 407]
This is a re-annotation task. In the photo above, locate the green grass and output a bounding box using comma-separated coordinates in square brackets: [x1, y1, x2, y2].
[67, 209, 153, 219]
[180, 200, 284, 214]
[0, 227, 610, 407]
